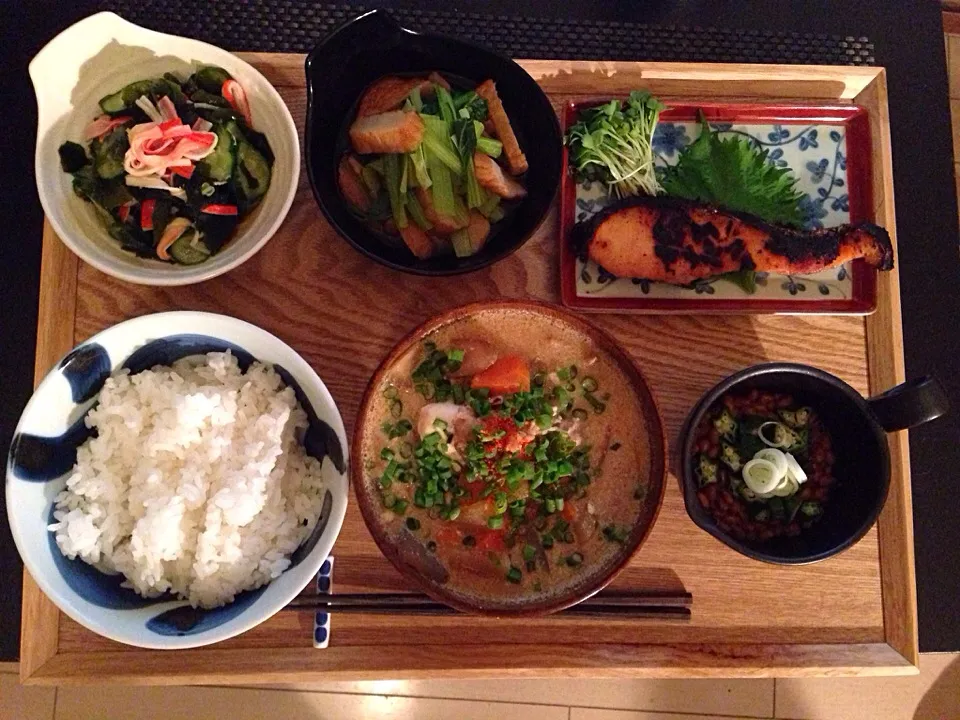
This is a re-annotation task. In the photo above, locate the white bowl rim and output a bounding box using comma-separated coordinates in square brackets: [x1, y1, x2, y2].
[6, 311, 349, 649]
[30, 12, 301, 287]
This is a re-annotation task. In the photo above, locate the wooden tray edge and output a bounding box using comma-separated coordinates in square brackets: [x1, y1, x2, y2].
[855, 70, 919, 668]
[23, 642, 916, 685]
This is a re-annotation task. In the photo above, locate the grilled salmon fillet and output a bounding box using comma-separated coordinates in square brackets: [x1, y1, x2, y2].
[574, 197, 894, 284]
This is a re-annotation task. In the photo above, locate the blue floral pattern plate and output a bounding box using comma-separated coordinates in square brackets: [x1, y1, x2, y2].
[560, 102, 876, 314]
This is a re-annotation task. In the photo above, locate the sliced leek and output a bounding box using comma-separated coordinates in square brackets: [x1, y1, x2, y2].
[742, 458, 782, 495]
[784, 452, 808, 484]
[759, 421, 788, 448]
[753, 448, 788, 478]
[742, 447, 805, 500]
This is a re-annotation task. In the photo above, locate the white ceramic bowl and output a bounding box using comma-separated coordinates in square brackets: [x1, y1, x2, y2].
[30, 13, 300, 285]
[6, 312, 349, 649]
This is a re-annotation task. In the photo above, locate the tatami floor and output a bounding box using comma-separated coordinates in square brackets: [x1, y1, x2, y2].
[4, 17, 960, 720]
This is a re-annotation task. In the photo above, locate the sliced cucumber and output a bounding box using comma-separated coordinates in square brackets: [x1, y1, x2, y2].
[193, 66, 232, 94]
[98, 78, 184, 115]
[199, 123, 236, 182]
[232, 132, 272, 211]
[169, 230, 211, 265]
[190, 89, 231, 108]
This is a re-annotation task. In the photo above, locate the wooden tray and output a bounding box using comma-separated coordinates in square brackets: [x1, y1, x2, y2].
[20, 56, 917, 683]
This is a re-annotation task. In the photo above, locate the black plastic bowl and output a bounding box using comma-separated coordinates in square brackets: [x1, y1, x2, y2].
[304, 10, 563, 275]
[678, 363, 948, 564]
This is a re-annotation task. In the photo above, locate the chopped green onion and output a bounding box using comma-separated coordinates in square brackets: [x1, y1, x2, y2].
[602, 524, 629, 543]
[566, 552, 583, 567]
[400, 442, 413, 459]
[380, 447, 395, 461]
[390, 400, 403, 418]
[506, 566, 522, 584]
[584, 392, 606, 414]
[522, 544, 536, 562]
[383, 386, 399, 399]
[382, 493, 396, 508]
[392, 499, 408, 515]
[446, 506, 461, 521]
[487, 515, 504, 529]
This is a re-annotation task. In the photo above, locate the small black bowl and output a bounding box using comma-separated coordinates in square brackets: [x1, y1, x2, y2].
[304, 10, 563, 275]
[678, 363, 948, 564]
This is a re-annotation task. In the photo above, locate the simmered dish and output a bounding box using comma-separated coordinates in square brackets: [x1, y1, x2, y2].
[58, 67, 273, 264]
[692, 390, 835, 541]
[359, 308, 657, 606]
[339, 73, 528, 260]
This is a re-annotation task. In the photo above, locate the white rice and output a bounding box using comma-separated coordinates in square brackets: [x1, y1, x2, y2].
[48, 351, 327, 609]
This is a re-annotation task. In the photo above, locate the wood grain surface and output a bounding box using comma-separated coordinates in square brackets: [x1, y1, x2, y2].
[21, 58, 916, 682]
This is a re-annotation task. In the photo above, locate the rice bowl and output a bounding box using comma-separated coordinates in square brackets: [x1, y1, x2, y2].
[6, 311, 349, 649]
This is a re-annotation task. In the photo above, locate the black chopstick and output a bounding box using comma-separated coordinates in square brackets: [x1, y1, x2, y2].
[283, 590, 692, 620]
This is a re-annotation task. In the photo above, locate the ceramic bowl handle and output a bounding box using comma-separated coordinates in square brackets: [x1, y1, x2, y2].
[311, 9, 407, 61]
[29, 12, 135, 131]
[866, 375, 949, 432]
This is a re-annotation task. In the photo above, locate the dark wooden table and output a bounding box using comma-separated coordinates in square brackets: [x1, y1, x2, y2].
[3, 0, 958, 662]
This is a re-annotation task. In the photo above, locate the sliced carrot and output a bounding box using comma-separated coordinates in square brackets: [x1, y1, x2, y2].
[470, 354, 531, 394]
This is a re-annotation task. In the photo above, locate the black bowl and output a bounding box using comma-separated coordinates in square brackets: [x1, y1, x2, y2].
[678, 363, 948, 564]
[304, 10, 563, 275]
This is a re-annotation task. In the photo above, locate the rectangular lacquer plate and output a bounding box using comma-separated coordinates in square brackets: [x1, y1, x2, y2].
[560, 102, 876, 314]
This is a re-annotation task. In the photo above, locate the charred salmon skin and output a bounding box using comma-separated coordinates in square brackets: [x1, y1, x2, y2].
[574, 196, 894, 284]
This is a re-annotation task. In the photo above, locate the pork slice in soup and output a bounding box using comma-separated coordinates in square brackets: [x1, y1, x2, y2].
[363, 312, 652, 603]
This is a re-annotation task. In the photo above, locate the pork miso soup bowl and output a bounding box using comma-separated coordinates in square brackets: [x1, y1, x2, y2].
[352, 300, 667, 616]
[679, 363, 947, 565]
[305, 10, 563, 276]
[30, 12, 299, 286]
[5, 312, 349, 649]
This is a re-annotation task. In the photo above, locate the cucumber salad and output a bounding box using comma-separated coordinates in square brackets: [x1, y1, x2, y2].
[57, 67, 273, 265]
